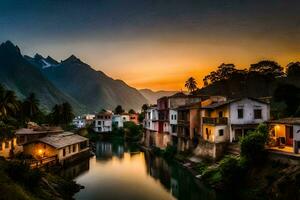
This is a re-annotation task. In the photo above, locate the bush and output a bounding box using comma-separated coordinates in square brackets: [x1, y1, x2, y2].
[240, 124, 268, 164]
[5, 161, 42, 189]
[219, 155, 244, 185]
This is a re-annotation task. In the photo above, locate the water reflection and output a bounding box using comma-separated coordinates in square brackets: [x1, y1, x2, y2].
[68, 141, 215, 200]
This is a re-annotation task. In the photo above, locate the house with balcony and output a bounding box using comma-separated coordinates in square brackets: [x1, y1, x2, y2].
[195, 97, 270, 159]
[94, 111, 113, 133]
[267, 118, 300, 155]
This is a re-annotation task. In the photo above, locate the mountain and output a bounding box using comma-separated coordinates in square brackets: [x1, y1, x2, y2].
[26, 54, 148, 112]
[0, 41, 85, 113]
[139, 89, 180, 104]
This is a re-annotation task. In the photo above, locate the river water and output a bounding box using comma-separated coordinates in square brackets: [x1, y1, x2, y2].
[62, 140, 216, 200]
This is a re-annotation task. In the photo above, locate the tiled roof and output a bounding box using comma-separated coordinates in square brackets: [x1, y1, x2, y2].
[201, 97, 269, 109]
[38, 132, 88, 149]
[268, 118, 300, 125]
[15, 127, 63, 135]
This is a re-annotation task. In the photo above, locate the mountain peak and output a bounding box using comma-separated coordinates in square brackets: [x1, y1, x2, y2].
[45, 56, 59, 65]
[34, 53, 45, 60]
[63, 54, 81, 63]
[0, 40, 21, 55]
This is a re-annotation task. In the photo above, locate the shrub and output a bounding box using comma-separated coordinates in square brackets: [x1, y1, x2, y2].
[219, 155, 243, 185]
[240, 123, 268, 165]
[5, 161, 42, 189]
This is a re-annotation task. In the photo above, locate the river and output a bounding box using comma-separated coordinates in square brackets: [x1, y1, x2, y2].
[62, 140, 216, 200]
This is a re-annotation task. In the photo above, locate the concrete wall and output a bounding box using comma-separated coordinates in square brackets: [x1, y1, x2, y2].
[193, 140, 227, 160]
[229, 98, 270, 125]
[202, 125, 229, 143]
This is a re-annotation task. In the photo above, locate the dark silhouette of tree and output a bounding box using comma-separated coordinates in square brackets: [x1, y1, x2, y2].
[249, 60, 284, 78]
[128, 109, 136, 114]
[49, 102, 74, 126]
[0, 85, 19, 120]
[286, 62, 300, 77]
[273, 84, 300, 117]
[185, 77, 198, 93]
[22, 93, 40, 121]
[141, 104, 149, 113]
[114, 105, 124, 114]
[203, 63, 239, 85]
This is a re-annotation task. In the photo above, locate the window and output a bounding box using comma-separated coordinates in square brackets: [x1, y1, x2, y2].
[219, 129, 224, 136]
[0, 144, 2, 151]
[174, 115, 177, 120]
[73, 145, 76, 152]
[68, 146, 71, 153]
[171, 115, 173, 120]
[63, 148, 66, 157]
[238, 108, 244, 119]
[5, 142, 9, 149]
[218, 111, 223, 118]
[254, 109, 262, 119]
[80, 141, 87, 150]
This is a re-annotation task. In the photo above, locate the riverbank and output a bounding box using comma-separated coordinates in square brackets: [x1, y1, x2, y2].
[140, 144, 300, 200]
[0, 157, 82, 200]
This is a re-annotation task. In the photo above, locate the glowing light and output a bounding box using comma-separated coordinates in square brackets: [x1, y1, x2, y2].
[38, 149, 43, 155]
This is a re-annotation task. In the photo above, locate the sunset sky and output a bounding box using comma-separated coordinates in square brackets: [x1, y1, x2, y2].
[0, 0, 300, 90]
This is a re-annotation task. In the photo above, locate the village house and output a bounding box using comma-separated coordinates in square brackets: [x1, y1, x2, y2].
[143, 105, 159, 147]
[194, 96, 270, 159]
[15, 124, 64, 145]
[94, 111, 113, 133]
[112, 113, 130, 128]
[267, 118, 300, 155]
[23, 132, 89, 166]
[72, 114, 95, 129]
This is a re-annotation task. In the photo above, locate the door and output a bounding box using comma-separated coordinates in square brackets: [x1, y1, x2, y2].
[285, 126, 293, 146]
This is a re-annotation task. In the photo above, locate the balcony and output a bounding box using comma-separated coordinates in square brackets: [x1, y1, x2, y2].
[202, 117, 228, 125]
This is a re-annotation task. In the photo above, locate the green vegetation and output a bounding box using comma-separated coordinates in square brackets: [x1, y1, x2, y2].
[0, 158, 80, 200]
[114, 105, 124, 115]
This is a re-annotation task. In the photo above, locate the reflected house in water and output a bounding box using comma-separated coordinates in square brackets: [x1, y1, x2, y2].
[23, 132, 89, 166]
[0, 137, 23, 158]
[95, 141, 125, 160]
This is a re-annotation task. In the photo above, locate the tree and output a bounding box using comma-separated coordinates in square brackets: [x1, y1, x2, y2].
[61, 102, 74, 125]
[22, 93, 40, 120]
[49, 102, 74, 126]
[0, 85, 19, 120]
[114, 105, 124, 114]
[128, 109, 136, 114]
[185, 77, 198, 93]
[141, 104, 149, 113]
[202, 63, 239, 85]
[273, 84, 300, 117]
[286, 62, 300, 77]
[249, 60, 284, 77]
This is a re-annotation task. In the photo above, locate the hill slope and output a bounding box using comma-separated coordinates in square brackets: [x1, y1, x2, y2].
[27, 54, 148, 112]
[139, 89, 179, 104]
[0, 41, 85, 113]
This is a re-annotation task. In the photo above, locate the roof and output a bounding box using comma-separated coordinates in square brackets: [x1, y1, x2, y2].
[15, 127, 63, 135]
[268, 118, 300, 125]
[169, 92, 187, 98]
[201, 97, 269, 109]
[37, 132, 88, 149]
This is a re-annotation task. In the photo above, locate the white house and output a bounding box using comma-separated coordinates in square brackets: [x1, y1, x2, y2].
[144, 106, 158, 132]
[73, 114, 95, 129]
[201, 97, 270, 143]
[94, 111, 113, 133]
[169, 109, 178, 136]
[112, 114, 130, 128]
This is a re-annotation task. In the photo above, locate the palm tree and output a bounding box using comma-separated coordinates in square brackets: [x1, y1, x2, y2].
[22, 93, 40, 120]
[185, 77, 198, 93]
[0, 85, 19, 120]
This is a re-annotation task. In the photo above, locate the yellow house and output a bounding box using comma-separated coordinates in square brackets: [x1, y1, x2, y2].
[267, 118, 300, 154]
[23, 132, 89, 164]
